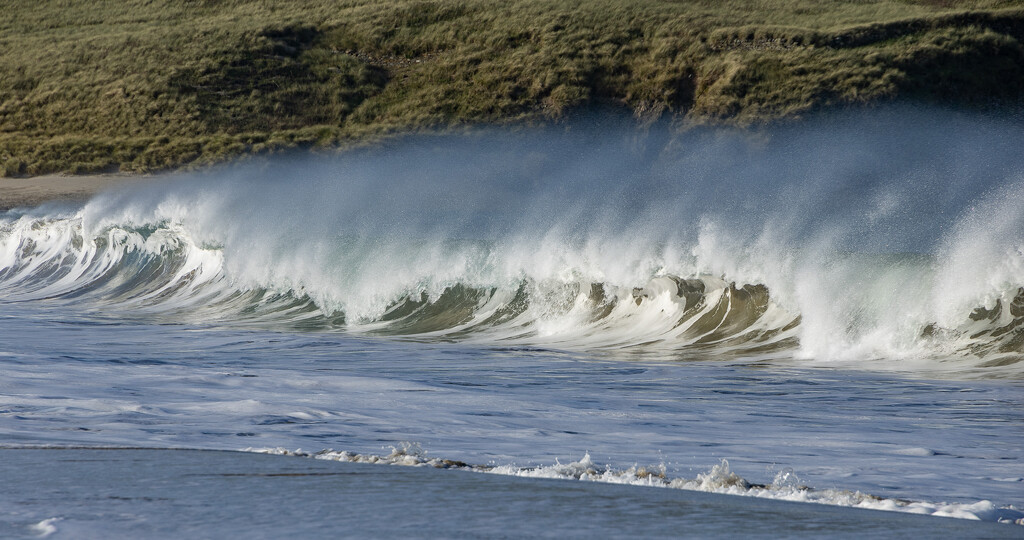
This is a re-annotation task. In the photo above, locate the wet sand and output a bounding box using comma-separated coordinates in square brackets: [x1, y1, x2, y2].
[0, 175, 141, 211]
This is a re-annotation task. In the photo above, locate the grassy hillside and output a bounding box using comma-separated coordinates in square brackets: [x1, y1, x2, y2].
[1, 0, 1023, 176]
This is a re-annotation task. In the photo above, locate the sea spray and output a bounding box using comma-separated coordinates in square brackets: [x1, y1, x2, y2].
[2, 107, 1022, 374]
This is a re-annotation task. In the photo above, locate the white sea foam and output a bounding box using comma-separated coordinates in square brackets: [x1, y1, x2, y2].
[246, 446, 1024, 525]
[29, 517, 60, 538]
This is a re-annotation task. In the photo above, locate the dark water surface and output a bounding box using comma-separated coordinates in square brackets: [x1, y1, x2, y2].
[1, 449, 1018, 539]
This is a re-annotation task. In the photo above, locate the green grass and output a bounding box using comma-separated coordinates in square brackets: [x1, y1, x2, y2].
[1, 0, 1023, 176]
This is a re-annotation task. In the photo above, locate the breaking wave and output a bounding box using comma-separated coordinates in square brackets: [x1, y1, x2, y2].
[1, 109, 1023, 375]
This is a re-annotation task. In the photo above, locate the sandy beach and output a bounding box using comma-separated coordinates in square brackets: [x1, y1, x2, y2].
[0, 175, 141, 211]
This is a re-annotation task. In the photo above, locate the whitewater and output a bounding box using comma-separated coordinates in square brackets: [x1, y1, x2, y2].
[1, 109, 1022, 536]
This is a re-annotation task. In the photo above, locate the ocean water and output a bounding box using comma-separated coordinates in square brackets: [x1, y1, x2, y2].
[1, 109, 1023, 536]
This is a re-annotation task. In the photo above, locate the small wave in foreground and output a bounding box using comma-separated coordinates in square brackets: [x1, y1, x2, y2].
[248, 445, 1024, 525]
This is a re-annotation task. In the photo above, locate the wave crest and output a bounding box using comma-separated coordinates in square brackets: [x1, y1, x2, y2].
[1, 211, 1021, 374]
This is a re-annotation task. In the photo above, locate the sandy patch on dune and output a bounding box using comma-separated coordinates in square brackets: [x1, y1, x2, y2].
[0, 175, 142, 211]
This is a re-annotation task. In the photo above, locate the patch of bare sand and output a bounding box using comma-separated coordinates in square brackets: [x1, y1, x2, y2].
[0, 175, 142, 211]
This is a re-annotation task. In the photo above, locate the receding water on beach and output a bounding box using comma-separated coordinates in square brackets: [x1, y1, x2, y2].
[1, 109, 1022, 536]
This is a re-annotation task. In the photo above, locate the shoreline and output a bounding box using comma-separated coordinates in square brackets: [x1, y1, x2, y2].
[0, 175, 142, 211]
